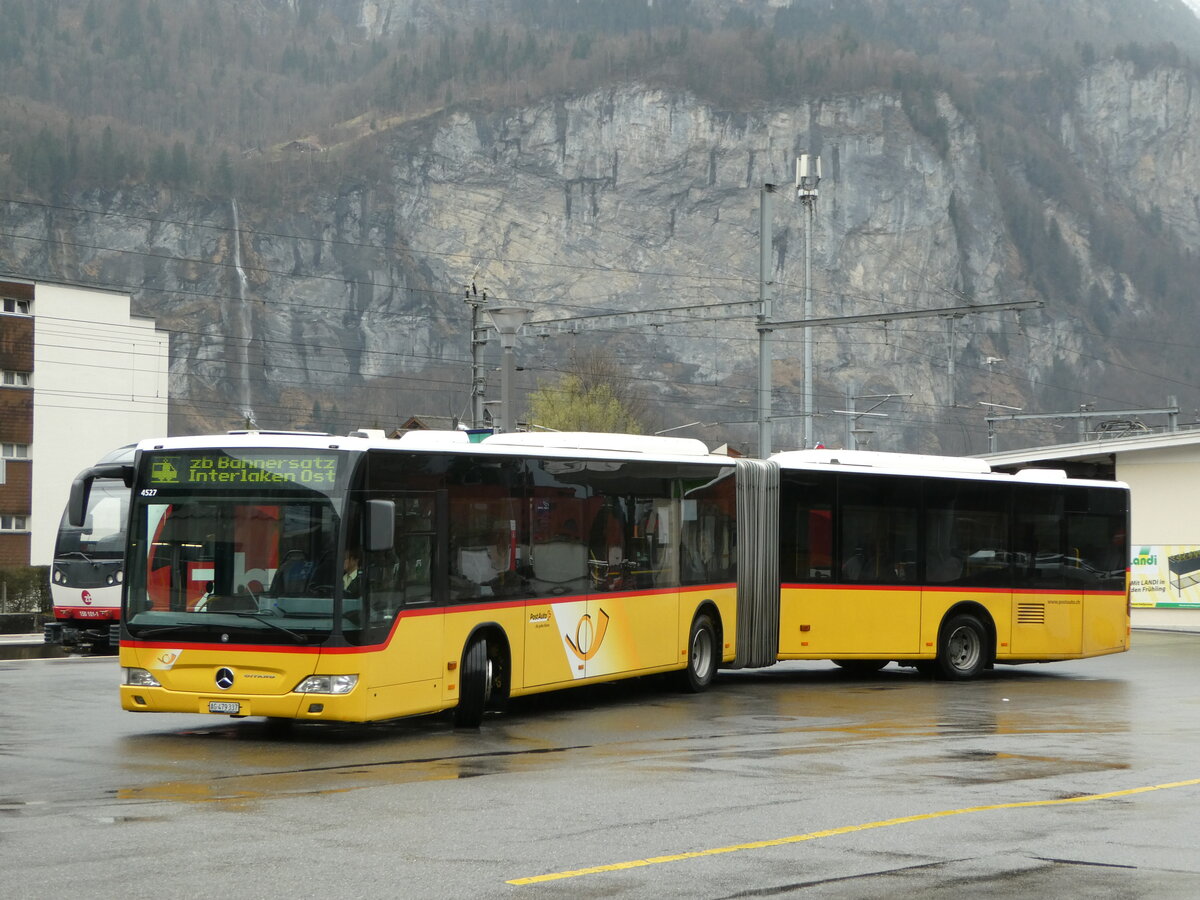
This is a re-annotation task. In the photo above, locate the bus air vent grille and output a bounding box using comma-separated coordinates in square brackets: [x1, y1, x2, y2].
[1017, 603, 1045, 624]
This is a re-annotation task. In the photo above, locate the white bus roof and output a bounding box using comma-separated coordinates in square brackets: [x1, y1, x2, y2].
[773, 449, 993, 474]
[772, 448, 1125, 489]
[137, 430, 729, 466]
[482, 431, 713, 457]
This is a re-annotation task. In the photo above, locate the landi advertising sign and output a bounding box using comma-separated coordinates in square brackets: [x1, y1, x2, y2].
[1130, 545, 1200, 609]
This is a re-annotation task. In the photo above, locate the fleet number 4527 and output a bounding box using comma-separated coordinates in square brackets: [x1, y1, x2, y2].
[140, 489, 158, 497]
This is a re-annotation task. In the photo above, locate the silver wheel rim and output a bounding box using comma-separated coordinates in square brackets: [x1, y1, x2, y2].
[482, 655, 494, 704]
[692, 628, 713, 679]
[947, 625, 981, 672]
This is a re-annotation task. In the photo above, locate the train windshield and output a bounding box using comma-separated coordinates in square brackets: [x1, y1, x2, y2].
[124, 449, 350, 645]
[55, 478, 128, 563]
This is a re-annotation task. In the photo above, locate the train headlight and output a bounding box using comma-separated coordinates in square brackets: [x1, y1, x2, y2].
[294, 674, 358, 694]
[124, 668, 161, 688]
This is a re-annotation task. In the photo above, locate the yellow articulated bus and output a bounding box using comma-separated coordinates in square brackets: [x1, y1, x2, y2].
[67, 433, 1129, 728]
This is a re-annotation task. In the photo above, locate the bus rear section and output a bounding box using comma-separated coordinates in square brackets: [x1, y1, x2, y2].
[772, 452, 1130, 679]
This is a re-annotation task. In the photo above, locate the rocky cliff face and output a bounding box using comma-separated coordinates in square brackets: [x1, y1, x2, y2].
[3, 59, 1197, 454]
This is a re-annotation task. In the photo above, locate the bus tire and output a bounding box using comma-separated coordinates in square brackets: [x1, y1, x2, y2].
[454, 636, 493, 729]
[679, 614, 717, 693]
[833, 659, 888, 674]
[936, 613, 987, 681]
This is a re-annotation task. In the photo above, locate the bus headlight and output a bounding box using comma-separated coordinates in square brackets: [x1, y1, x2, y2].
[294, 674, 358, 694]
[52, 568, 65, 584]
[124, 668, 161, 687]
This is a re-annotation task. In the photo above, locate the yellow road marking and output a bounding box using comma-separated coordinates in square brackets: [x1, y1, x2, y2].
[507, 777, 1200, 885]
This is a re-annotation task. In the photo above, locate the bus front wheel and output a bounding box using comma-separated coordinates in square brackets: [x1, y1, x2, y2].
[679, 614, 717, 693]
[936, 614, 987, 681]
[455, 637, 493, 728]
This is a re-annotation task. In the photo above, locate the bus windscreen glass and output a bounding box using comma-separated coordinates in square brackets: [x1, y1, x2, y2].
[125, 449, 349, 645]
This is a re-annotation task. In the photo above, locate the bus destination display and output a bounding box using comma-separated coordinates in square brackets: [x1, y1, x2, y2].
[145, 452, 340, 488]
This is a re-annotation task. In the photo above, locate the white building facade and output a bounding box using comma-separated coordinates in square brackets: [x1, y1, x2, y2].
[0, 277, 169, 567]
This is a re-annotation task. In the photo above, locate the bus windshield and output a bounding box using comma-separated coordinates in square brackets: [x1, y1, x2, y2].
[124, 449, 349, 645]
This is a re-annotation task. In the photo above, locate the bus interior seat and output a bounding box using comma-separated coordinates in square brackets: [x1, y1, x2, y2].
[270, 550, 314, 595]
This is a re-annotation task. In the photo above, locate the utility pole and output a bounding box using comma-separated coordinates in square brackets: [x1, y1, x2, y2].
[485, 306, 531, 434]
[465, 284, 488, 429]
[757, 183, 776, 457]
[797, 154, 821, 449]
[945, 316, 960, 407]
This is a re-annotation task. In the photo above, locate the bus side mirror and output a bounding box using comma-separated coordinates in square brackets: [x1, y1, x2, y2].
[364, 499, 395, 553]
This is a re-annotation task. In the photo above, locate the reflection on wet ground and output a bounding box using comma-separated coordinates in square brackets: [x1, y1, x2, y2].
[106, 660, 1138, 809]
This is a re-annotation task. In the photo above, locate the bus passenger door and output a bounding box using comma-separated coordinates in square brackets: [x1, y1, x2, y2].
[580, 493, 678, 680]
[355, 492, 446, 714]
[524, 478, 589, 688]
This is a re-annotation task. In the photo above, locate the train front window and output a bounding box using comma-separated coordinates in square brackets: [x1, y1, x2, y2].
[55, 479, 128, 563]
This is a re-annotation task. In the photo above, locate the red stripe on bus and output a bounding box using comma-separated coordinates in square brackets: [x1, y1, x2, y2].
[781, 582, 1126, 597]
[123, 582, 738, 656]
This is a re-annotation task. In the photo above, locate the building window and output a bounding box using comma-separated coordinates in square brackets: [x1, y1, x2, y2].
[1, 371, 31, 387]
[0, 515, 28, 532]
[1, 297, 31, 315]
[1, 444, 30, 459]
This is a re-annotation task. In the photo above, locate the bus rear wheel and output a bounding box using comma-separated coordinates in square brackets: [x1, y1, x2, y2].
[454, 637, 493, 729]
[679, 614, 717, 693]
[935, 613, 987, 680]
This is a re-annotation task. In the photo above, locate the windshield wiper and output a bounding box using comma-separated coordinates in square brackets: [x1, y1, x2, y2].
[58, 550, 97, 563]
[227, 611, 309, 644]
[134, 623, 197, 637]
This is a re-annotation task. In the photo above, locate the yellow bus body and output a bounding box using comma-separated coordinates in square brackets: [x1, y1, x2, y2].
[120, 585, 737, 722]
[776, 583, 1130, 663]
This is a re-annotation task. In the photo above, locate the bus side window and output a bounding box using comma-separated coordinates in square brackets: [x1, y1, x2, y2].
[779, 473, 834, 582]
[680, 467, 736, 586]
[1013, 485, 1066, 589]
[924, 480, 1009, 586]
[837, 474, 919, 585]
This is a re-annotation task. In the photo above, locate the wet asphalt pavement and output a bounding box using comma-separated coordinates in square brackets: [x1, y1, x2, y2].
[2, 631, 1199, 898]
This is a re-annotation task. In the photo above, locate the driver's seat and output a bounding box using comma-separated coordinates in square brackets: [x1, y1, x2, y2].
[270, 550, 313, 596]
